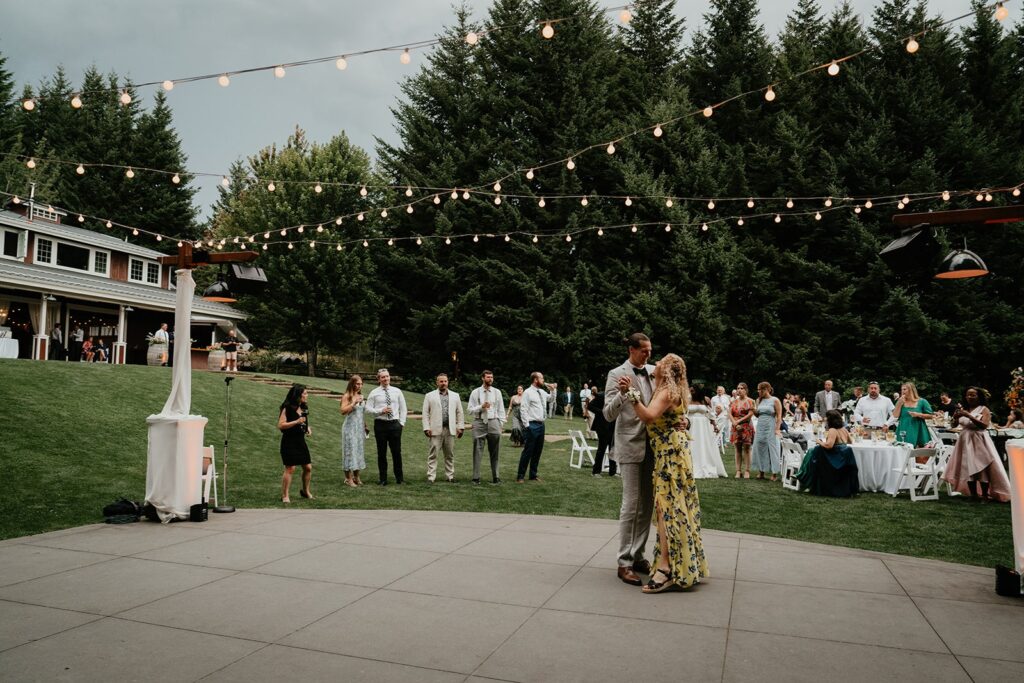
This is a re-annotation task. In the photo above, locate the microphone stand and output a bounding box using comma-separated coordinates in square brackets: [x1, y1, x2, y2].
[213, 375, 236, 513]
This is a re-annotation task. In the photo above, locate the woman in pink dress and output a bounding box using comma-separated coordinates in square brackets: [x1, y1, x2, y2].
[942, 387, 1011, 502]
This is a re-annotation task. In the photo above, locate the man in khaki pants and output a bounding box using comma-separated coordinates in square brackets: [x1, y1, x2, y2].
[422, 373, 465, 482]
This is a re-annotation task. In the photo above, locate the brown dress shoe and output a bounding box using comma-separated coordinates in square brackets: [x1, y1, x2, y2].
[632, 559, 652, 575]
[617, 566, 642, 586]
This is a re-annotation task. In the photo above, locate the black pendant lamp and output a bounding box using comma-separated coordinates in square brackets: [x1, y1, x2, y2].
[934, 239, 989, 280]
[202, 271, 237, 302]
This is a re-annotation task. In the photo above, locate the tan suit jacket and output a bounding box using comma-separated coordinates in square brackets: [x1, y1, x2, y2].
[602, 359, 655, 464]
[422, 390, 465, 435]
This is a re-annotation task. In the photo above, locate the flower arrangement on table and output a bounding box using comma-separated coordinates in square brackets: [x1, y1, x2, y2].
[1006, 366, 1024, 412]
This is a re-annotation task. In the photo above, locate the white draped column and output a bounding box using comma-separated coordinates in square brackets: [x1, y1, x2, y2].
[32, 294, 48, 361]
[113, 304, 128, 364]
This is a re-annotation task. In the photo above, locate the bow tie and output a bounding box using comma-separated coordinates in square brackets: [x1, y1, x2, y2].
[633, 367, 648, 377]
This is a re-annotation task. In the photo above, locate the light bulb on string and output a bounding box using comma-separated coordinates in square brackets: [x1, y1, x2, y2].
[264, 232, 270, 239]
[156, 235, 163, 241]
[357, 212, 365, 221]
[566, 158, 576, 170]
[221, 176, 230, 187]
[363, 240, 369, 247]
[941, 190, 950, 201]
[774, 214, 782, 223]
[703, 106, 714, 118]
[814, 212, 822, 220]
[580, 197, 588, 206]
[119, 91, 131, 105]
[473, 235, 479, 243]
[1013, 187, 1021, 197]
[824, 197, 833, 207]
[504, 235, 511, 242]
[267, 182, 275, 192]
[172, 173, 181, 185]
[597, 228, 604, 236]
[526, 168, 535, 180]
[975, 192, 984, 202]
[764, 86, 776, 102]
[433, 194, 441, 204]
[462, 190, 470, 200]
[407, 203, 415, 213]
[624, 196, 632, 207]
[262, 243, 268, 250]
[902, 195, 910, 204]
[620, 9, 632, 23]
[280, 229, 287, 236]
[132, 228, 139, 236]
[11, 196, 19, 204]
[336, 244, 342, 251]
[538, 197, 547, 208]
[665, 224, 672, 232]
[218, 74, 230, 87]
[995, 3, 1009, 21]
[105, 220, 112, 228]
[309, 241, 316, 249]
[217, 243, 224, 250]
[249, 235, 255, 241]
[493, 182, 501, 192]
[864, 199, 873, 209]
[701, 223, 709, 232]
[274, 66, 286, 78]
[336, 57, 348, 70]
[26, 158, 36, 169]
[400, 49, 411, 65]
[606, 142, 616, 154]
[631, 225, 638, 233]
[707, 200, 715, 210]
[495, 196, 503, 205]
[22, 98, 35, 111]
[466, 31, 479, 45]
[665, 198, 674, 208]
[450, 190, 458, 200]
[177, 241, 183, 247]
[314, 183, 322, 193]
[786, 198, 794, 209]
[71, 94, 82, 108]
[542, 22, 555, 39]
[565, 234, 572, 242]
[985, 192, 993, 202]
[445, 237, 452, 245]
[827, 60, 840, 76]
[316, 225, 324, 233]
[747, 198, 755, 209]
[533, 235, 539, 242]
[125, 167, 135, 179]
[897, 201, 905, 209]
[906, 37, 920, 54]
[287, 243, 294, 249]
[76, 164, 85, 175]
[162, 80, 174, 91]
[405, 186, 414, 197]
[653, 124, 663, 137]
[737, 217, 744, 226]
[381, 209, 388, 218]
[77, 214, 85, 223]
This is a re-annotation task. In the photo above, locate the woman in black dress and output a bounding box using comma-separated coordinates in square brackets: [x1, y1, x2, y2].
[278, 384, 313, 503]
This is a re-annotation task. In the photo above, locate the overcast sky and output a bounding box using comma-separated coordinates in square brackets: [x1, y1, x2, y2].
[2, 1, 982, 218]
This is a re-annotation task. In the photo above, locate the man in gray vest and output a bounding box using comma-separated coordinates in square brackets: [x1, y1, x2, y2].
[467, 369, 506, 484]
[603, 332, 656, 586]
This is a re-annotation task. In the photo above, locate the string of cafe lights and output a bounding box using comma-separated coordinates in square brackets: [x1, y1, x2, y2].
[6, 0, 1017, 237]
[3, 179, 1021, 254]
[17, 5, 633, 111]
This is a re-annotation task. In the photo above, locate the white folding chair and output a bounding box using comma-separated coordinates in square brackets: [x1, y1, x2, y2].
[781, 441, 805, 491]
[201, 445, 219, 507]
[568, 430, 596, 469]
[892, 447, 938, 501]
[931, 443, 960, 496]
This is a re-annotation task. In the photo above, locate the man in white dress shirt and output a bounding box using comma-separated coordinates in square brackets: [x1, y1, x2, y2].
[517, 372, 556, 483]
[579, 383, 592, 418]
[467, 370, 506, 484]
[853, 382, 895, 430]
[711, 385, 731, 442]
[365, 368, 408, 485]
[422, 373, 464, 483]
[814, 379, 841, 418]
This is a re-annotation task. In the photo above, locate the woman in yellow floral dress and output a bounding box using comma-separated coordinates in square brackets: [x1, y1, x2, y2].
[630, 353, 708, 593]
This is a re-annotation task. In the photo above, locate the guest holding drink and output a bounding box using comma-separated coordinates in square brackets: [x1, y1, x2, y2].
[339, 375, 367, 487]
[751, 382, 782, 481]
[892, 381, 933, 446]
[942, 387, 1011, 502]
[730, 383, 755, 478]
[278, 384, 313, 503]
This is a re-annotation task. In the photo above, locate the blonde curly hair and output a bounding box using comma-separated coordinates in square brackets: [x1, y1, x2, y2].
[656, 353, 690, 410]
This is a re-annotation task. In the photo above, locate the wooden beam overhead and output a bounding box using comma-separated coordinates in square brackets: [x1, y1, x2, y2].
[892, 204, 1024, 229]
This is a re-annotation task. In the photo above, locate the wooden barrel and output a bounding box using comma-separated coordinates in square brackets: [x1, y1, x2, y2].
[207, 349, 226, 371]
[147, 344, 167, 366]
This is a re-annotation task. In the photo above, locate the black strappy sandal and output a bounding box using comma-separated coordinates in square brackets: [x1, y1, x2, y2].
[642, 567, 682, 594]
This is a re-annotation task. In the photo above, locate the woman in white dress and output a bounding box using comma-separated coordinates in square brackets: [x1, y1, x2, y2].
[687, 385, 728, 478]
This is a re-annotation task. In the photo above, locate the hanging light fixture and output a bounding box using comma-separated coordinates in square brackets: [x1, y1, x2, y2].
[934, 239, 989, 280]
[202, 269, 237, 302]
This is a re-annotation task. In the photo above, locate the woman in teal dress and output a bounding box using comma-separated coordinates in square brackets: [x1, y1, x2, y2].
[629, 353, 708, 593]
[892, 381, 933, 446]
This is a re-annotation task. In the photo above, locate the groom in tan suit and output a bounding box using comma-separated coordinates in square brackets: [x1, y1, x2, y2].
[603, 333, 656, 585]
[422, 373, 465, 482]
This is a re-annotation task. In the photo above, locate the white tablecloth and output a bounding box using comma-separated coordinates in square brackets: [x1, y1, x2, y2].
[851, 442, 911, 494]
[0, 338, 18, 358]
[1007, 440, 1024, 576]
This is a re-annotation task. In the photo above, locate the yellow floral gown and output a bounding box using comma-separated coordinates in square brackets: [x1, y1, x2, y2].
[647, 402, 708, 588]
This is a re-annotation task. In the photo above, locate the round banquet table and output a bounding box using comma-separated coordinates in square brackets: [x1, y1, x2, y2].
[850, 441, 911, 494]
[0, 337, 19, 359]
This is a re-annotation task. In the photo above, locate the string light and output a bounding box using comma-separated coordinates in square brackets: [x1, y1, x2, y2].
[336, 244, 342, 251]
[466, 31, 479, 45]
[218, 74, 230, 87]
[631, 225, 638, 233]
[606, 142, 616, 154]
[985, 192, 993, 202]
[906, 37, 919, 54]
[533, 235, 539, 242]
[22, 98, 35, 111]
[827, 60, 840, 76]
[445, 237, 452, 245]
[737, 217, 744, 226]
[177, 241, 183, 247]
[864, 199, 873, 209]
[493, 182, 501, 192]
[363, 239, 369, 247]
[71, 94, 82, 108]
[624, 196, 632, 206]
[538, 197, 546, 207]
[11, 196, 19, 204]
[1014, 187, 1021, 197]
[336, 57, 348, 70]
[132, 228, 139, 236]
[280, 229, 287, 236]
[172, 173, 181, 184]
[702, 106, 713, 118]
[267, 182, 275, 191]
[526, 168, 535, 180]
[747, 198, 755, 209]
[262, 243, 268, 250]
[450, 190, 458, 200]
[381, 209, 388, 217]
[824, 197, 833, 207]
[156, 235, 163, 241]
[764, 86, 776, 102]
[814, 211, 822, 220]
[433, 194, 441, 204]
[314, 183, 323, 193]
[105, 220, 113, 228]
[620, 9, 632, 23]
[78, 214, 85, 223]
[357, 212, 365, 221]
[542, 22, 555, 39]
[504, 234, 511, 242]
[119, 91, 131, 105]
[162, 80, 175, 91]
[941, 190, 950, 201]
[462, 190, 470, 200]
[566, 158, 576, 170]
[360, 185, 368, 197]
[264, 232, 270, 239]
[665, 198, 673, 208]
[653, 125, 663, 137]
[897, 200, 905, 209]
[274, 66, 286, 78]
[400, 48, 411, 65]
[665, 224, 672, 232]
[76, 164, 85, 175]
[701, 223, 709, 232]
[406, 186, 414, 196]
[288, 242, 294, 249]
[786, 198, 794, 209]
[26, 158, 36, 169]
[125, 167, 134, 178]
[597, 228, 604, 236]
[565, 234, 572, 242]
[774, 214, 782, 223]
[309, 240, 316, 248]
[221, 176, 230, 187]
[473, 235, 479, 242]
[316, 224, 324, 233]
[707, 200, 715, 210]
[902, 195, 910, 204]
[995, 3, 1009, 21]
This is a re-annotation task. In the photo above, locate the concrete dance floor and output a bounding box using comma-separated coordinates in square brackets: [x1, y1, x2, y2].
[0, 509, 1022, 682]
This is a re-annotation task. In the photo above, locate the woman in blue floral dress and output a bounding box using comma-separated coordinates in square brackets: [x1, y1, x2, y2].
[339, 375, 367, 487]
[630, 353, 708, 593]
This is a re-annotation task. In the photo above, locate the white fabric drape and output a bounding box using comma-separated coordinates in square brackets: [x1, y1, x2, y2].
[46, 305, 59, 338]
[27, 302, 40, 335]
[1008, 439, 1024, 575]
[161, 269, 194, 417]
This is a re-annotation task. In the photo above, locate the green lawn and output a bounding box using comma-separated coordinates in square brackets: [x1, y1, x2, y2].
[0, 360, 1014, 567]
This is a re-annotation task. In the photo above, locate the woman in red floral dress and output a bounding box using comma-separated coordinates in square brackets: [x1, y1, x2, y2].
[730, 382, 755, 478]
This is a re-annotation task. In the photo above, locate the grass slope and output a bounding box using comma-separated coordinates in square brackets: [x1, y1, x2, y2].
[0, 360, 1013, 567]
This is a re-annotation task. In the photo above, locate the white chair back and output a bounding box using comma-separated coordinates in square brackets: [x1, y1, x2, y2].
[201, 445, 219, 506]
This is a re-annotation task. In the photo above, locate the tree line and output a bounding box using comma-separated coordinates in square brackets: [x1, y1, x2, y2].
[2, 0, 1023, 406]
